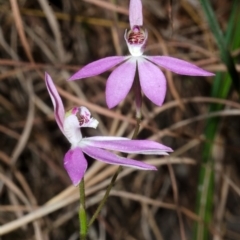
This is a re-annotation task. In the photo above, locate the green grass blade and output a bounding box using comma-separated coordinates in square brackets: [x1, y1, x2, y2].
[194, 1, 240, 239]
[199, 0, 240, 92]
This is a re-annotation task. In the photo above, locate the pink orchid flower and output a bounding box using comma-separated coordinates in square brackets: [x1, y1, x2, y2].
[68, 0, 214, 109]
[45, 73, 172, 186]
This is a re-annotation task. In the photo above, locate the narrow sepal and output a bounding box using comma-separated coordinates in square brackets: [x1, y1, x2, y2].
[45, 72, 65, 133]
[147, 56, 215, 76]
[69, 57, 127, 80]
[82, 146, 157, 170]
[81, 137, 172, 155]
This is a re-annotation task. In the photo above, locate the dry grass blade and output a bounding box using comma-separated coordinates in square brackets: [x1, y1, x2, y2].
[83, 0, 128, 15]
[0, 156, 195, 235]
[37, 0, 65, 62]
[11, 80, 34, 165]
[0, 0, 239, 239]
[9, 0, 34, 63]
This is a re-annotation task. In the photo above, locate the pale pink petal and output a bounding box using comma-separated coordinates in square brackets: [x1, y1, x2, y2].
[81, 137, 172, 155]
[68, 56, 128, 81]
[106, 58, 136, 108]
[45, 72, 65, 133]
[82, 146, 156, 170]
[147, 56, 215, 76]
[64, 147, 88, 186]
[129, 0, 143, 29]
[138, 58, 167, 106]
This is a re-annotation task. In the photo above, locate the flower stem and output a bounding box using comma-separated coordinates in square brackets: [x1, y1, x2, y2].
[88, 118, 141, 227]
[79, 178, 88, 239]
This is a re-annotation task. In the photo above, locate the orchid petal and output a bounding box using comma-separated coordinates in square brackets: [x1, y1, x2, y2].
[129, 0, 143, 29]
[147, 56, 215, 76]
[82, 146, 156, 170]
[106, 58, 136, 108]
[138, 58, 167, 106]
[81, 137, 172, 155]
[45, 72, 65, 133]
[68, 56, 128, 81]
[64, 147, 88, 186]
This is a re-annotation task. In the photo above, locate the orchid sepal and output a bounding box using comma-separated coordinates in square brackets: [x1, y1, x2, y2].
[45, 73, 65, 134]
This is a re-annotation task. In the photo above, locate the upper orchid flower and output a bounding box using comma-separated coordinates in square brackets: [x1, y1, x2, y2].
[45, 73, 172, 186]
[68, 0, 214, 109]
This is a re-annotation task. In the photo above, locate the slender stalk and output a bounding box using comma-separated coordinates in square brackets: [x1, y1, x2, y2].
[88, 118, 142, 227]
[79, 178, 87, 240]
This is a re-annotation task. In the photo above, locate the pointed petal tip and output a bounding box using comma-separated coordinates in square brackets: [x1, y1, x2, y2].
[140, 165, 157, 171]
[149, 165, 157, 171]
[191, 70, 215, 77]
[68, 76, 74, 81]
[45, 72, 51, 82]
[106, 98, 117, 109]
[166, 147, 174, 152]
[106, 102, 115, 109]
[68, 73, 81, 81]
[205, 72, 215, 77]
[72, 179, 81, 187]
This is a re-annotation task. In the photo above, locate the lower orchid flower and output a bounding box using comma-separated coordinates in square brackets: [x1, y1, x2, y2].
[45, 73, 172, 186]
[68, 0, 214, 109]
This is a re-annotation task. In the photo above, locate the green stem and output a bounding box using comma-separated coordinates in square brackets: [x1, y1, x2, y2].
[88, 118, 141, 227]
[79, 178, 88, 240]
